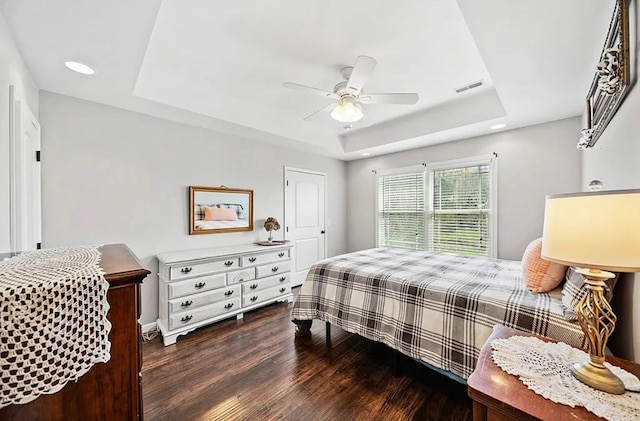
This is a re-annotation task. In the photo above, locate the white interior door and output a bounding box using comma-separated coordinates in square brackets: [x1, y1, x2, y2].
[9, 85, 42, 252]
[284, 167, 326, 286]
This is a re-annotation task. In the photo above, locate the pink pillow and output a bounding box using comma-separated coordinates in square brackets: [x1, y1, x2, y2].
[522, 238, 568, 293]
[204, 207, 238, 221]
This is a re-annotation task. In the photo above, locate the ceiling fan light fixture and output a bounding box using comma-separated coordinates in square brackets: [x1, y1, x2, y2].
[331, 97, 364, 123]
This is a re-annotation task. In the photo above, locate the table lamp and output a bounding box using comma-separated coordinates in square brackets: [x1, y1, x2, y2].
[542, 189, 640, 394]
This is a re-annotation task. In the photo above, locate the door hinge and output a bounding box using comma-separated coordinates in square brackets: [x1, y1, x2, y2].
[286, 180, 289, 186]
[36, 151, 41, 162]
[36, 242, 42, 249]
[286, 226, 289, 233]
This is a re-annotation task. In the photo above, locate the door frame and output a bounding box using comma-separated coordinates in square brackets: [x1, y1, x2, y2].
[283, 166, 328, 260]
[9, 85, 42, 252]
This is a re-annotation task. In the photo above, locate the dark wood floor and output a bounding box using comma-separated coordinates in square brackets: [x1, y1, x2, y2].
[142, 293, 472, 421]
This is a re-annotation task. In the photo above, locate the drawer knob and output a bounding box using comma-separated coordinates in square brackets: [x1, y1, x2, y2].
[180, 300, 193, 308]
[249, 284, 258, 290]
[224, 303, 234, 309]
[279, 287, 286, 293]
[278, 252, 285, 258]
[279, 276, 286, 282]
[248, 257, 257, 263]
[180, 267, 193, 274]
[271, 266, 279, 272]
[250, 296, 258, 302]
[224, 290, 234, 296]
[225, 260, 234, 267]
[194, 282, 206, 289]
[181, 315, 193, 323]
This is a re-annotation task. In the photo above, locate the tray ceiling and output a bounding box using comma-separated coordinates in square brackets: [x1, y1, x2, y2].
[0, 0, 614, 159]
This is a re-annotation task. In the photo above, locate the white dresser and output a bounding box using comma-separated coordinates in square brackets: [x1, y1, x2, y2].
[156, 243, 294, 346]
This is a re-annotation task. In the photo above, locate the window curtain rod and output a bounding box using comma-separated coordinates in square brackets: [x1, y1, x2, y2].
[372, 152, 497, 174]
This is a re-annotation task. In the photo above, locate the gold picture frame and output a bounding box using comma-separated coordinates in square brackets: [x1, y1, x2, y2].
[580, 0, 632, 149]
[189, 186, 254, 235]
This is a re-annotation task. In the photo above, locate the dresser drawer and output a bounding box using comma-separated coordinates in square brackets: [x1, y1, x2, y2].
[255, 261, 291, 279]
[168, 273, 226, 299]
[169, 297, 241, 330]
[169, 284, 241, 314]
[242, 273, 289, 295]
[169, 257, 240, 280]
[241, 249, 290, 266]
[243, 284, 291, 307]
[227, 268, 255, 285]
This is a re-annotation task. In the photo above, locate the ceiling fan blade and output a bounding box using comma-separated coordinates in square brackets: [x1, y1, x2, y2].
[360, 93, 419, 105]
[346, 55, 377, 93]
[283, 82, 339, 99]
[303, 103, 336, 121]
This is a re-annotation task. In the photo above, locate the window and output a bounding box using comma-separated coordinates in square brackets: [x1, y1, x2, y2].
[375, 156, 497, 257]
[376, 166, 425, 250]
[427, 156, 496, 257]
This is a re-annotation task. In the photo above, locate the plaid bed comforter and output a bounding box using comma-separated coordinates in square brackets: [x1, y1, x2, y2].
[291, 247, 585, 379]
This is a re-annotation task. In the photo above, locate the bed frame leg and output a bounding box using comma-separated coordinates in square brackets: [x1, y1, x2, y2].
[392, 350, 400, 377]
[325, 322, 331, 347]
[293, 320, 312, 338]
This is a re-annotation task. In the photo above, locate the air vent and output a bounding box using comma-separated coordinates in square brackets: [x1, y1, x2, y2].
[455, 80, 484, 94]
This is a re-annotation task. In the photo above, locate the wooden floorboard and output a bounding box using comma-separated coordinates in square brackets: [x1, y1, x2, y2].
[142, 290, 473, 421]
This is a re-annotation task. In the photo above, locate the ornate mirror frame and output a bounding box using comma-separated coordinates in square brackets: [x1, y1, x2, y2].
[189, 186, 254, 235]
[579, 0, 632, 149]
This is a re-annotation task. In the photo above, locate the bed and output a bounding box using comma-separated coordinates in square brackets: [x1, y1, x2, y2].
[290, 247, 586, 381]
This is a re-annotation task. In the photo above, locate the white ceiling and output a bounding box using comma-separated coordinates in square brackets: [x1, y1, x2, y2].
[0, 0, 614, 160]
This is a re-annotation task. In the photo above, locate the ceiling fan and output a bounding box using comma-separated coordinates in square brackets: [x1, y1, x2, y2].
[283, 55, 419, 125]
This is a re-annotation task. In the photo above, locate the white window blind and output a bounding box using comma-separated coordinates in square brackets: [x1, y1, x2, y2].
[427, 157, 495, 257]
[377, 169, 425, 250]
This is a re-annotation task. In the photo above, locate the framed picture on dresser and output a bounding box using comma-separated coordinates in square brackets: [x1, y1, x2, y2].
[189, 186, 254, 235]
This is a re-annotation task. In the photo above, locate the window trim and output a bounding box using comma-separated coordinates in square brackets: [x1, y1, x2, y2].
[425, 154, 498, 258]
[376, 165, 425, 177]
[374, 157, 498, 257]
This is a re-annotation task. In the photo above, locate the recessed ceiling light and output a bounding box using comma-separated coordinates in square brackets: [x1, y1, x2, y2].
[362, 152, 371, 156]
[64, 61, 95, 75]
[490, 123, 506, 130]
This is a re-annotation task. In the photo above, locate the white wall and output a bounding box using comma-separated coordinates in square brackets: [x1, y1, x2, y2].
[581, 0, 640, 362]
[0, 10, 39, 252]
[39, 91, 348, 325]
[346, 117, 582, 260]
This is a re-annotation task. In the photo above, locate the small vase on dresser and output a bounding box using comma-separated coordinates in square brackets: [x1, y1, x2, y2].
[156, 243, 294, 346]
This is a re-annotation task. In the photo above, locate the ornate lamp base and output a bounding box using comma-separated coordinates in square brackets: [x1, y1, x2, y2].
[571, 360, 624, 394]
[573, 268, 625, 395]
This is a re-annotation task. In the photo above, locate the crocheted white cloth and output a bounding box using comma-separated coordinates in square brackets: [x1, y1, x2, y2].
[0, 246, 111, 408]
[492, 336, 640, 421]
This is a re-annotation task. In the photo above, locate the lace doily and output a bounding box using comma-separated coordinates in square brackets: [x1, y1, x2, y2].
[492, 336, 640, 421]
[0, 246, 111, 408]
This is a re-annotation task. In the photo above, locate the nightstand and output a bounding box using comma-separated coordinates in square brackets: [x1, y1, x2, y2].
[467, 325, 640, 421]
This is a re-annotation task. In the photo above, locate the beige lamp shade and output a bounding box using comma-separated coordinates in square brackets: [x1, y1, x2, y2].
[541, 189, 640, 272]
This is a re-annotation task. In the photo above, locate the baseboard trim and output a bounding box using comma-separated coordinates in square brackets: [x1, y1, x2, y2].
[141, 321, 158, 334]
